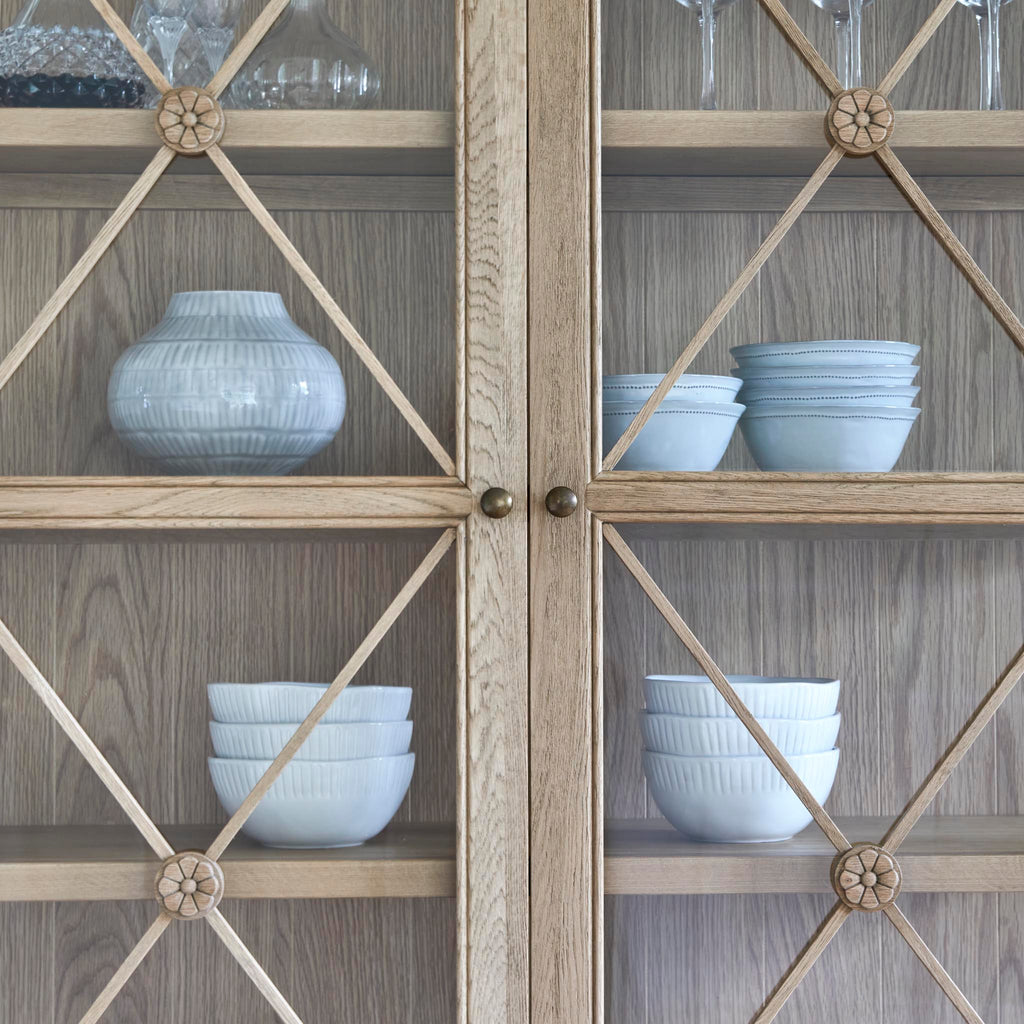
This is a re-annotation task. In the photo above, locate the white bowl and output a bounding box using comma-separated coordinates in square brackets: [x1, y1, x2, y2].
[739, 405, 920, 472]
[732, 364, 919, 388]
[208, 754, 415, 848]
[740, 385, 919, 408]
[643, 748, 840, 842]
[602, 373, 742, 404]
[644, 675, 840, 719]
[602, 400, 744, 471]
[640, 711, 841, 756]
[731, 341, 920, 367]
[210, 720, 413, 760]
[208, 683, 412, 724]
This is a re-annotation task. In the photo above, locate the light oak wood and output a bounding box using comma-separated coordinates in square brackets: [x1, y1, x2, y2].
[754, 0, 841, 97]
[88, 0, 169, 94]
[876, 0, 961, 96]
[751, 901, 852, 1024]
[601, 144, 844, 470]
[605, 817, 1024, 895]
[206, 144, 456, 476]
[0, 824, 455, 900]
[77, 913, 172, 1024]
[0, 110, 455, 176]
[0, 147, 175, 395]
[0, 479, 472, 529]
[882, 903, 984, 1024]
[205, 529, 455, 861]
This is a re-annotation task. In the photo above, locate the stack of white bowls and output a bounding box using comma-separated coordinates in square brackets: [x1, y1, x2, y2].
[207, 682, 414, 848]
[640, 674, 841, 842]
[731, 341, 921, 471]
[602, 373, 745, 471]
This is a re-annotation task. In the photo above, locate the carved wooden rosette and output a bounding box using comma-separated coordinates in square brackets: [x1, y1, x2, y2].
[832, 843, 902, 911]
[826, 88, 894, 155]
[156, 87, 226, 155]
[155, 851, 225, 920]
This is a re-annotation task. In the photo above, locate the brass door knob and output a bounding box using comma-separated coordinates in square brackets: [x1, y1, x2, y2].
[480, 487, 514, 519]
[544, 486, 578, 518]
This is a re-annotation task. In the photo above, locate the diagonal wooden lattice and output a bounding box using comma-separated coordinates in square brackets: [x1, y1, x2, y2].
[602, 0, 1024, 472]
[0, 0, 456, 477]
[603, 522, 1024, 1024]
[1, 528, 455, 1024]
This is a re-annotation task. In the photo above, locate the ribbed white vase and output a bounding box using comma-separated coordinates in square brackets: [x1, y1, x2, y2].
[108, 291, 345, 475]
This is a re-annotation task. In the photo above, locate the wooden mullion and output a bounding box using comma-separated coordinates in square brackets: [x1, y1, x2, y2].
[0, 617, 175, 860]
[877, 0, 960, 96]
[603, 524, 851, 852]
[77, 913, 173, 1024]
[206, 909, 304, 1024]
[204, 529, 456, 861]
[205, 143, 457, 476]
[884, 641, 1024, 851]
[755, 0, 841, 96]
[601, 144, 844, 471]
[882, 904, 984, 1024]
[749, 902, 852, 1024]
[0, 147, 175, 394]
[205, 0, 291, 99]
[88, 0, 170, 93]
[875, 145, 1024, 357]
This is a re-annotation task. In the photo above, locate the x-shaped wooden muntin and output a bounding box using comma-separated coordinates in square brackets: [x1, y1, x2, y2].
[605, 522, 1024, 1024]
[603, 0, 1024, 472]
[0, 527, 455, 1023]
[0, 0, 456, 477]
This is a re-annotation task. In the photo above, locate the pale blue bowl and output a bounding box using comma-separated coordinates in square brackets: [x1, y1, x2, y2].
[603, 373, 742, 404]
[732, 364, 919, 388]
[740, 384, 920, 408]
[740, 404, 920, 471]
[732, 340, 920, 367]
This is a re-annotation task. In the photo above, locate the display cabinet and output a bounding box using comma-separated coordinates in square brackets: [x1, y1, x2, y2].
[530, 0, 1024, 1021]
[0, 0, 526, 1022]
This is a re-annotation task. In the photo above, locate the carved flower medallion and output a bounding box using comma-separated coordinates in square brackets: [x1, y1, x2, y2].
[156, 87, 225, 155]
[155, 851, 224, 920]
[826, 88, 894, 155]
[832, 843, 902, 911]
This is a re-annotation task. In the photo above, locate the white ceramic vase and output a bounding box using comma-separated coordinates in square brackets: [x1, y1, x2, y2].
[108, 291, 345, 474]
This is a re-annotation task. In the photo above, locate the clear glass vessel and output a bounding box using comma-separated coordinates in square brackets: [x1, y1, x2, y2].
[673, 0, 743, 111]
[230, 0, 380, 110]
[0, 0, 148, 107]
[808, 0, 876, 89]
[959, 0, 1015, 110]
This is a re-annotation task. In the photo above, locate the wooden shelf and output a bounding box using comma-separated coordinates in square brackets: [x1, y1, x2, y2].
[0, 477, 472, 533]
[0, 110, 454, 176]
[586, 472, 1024, 527]
[605, 817, 1024, 895]
[0, 823, 454, 900]
[603, 110, 1024, 177]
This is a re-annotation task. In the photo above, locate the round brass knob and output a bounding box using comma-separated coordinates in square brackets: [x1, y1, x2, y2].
[480, 487, 513, 519]
[544, 486, 578, 518]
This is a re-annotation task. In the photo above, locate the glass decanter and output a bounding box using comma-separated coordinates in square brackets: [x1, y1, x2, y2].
[0, 0, 149, 107]
[230, 0, 380, 110]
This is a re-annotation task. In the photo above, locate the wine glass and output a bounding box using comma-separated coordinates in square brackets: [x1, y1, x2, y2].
[673, 0, 743, 110]
[959, 0, 1015, 109]
[145, 0, 197, 88]
[190, 0, 244, 75]
[808, 0, 875, 89]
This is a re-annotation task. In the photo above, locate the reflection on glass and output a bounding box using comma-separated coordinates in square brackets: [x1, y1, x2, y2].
[673, 0, 743, 111]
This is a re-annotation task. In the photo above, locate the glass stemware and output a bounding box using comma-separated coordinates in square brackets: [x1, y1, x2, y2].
[959, 0, 1015, 109]
[189, 0, 243, 75]
[145, 0, 196, 88]
[808, 0, 875, 89]
[673, 0, 743, 110]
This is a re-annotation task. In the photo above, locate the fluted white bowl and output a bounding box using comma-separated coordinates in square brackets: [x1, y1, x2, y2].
[210, 720, 413, 760]
[208, 754, 414, 847]
[644, 675, 840, 720]
[643, 748, 840, 842]
[208, 683, 412, 724]
[603, 373, 742, 404]
[602, 400, 744, 471]
[731, 340, 920, 367]
[639, 711, 841, 756]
